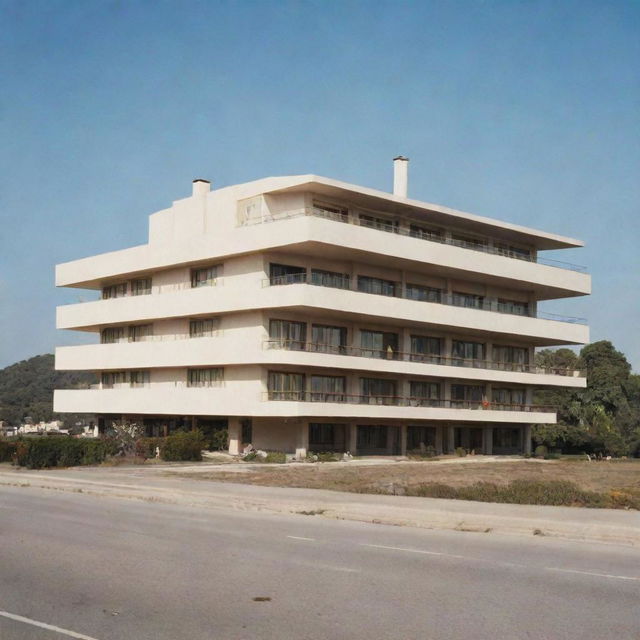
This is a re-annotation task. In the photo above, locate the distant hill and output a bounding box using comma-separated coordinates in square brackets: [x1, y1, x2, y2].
[0, 354, 96, 426]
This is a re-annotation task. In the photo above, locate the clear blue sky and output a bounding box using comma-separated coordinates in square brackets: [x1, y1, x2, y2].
[1, 0, 638, 370]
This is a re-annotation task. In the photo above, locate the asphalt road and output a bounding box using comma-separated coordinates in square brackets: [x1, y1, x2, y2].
[1, 485, 638, 640]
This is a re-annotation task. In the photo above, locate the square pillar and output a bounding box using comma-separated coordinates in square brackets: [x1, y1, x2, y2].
[228, 418, 242, 456]
[435, 426, 443, 455]
[523, 424, 532, 455]
[484, 426, 493, 455]
[348, 422, 357, 455]
[447, 425, 455, 453]
[295, 421, 309, 459]
[399, 425, 407, 456]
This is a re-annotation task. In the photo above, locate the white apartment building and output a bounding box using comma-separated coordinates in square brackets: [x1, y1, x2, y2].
[54, 159, 590, 457]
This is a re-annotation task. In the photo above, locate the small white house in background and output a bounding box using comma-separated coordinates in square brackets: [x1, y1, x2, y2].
[54, 158, 590, 457]
[18, 420, 69, 435]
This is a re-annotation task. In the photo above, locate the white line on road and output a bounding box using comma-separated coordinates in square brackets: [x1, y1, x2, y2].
[0, 610, 100, 639]
[287, 535, 316, 541]
[545, 567, 640, 582]
[360, 543, 465, 559]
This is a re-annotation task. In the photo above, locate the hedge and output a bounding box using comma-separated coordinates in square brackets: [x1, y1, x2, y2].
[0, 440, 18, 463]
[13, 437, 117, 469]
[161, 431, 205, 461]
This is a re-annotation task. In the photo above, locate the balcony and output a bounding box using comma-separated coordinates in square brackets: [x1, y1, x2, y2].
[264, 272, 587, 325]
[246, 205, 588, 273]
[263, 339, 584, 378]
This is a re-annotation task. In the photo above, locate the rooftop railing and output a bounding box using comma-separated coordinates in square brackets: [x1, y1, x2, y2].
[263, 390, 555, 412]
[244, 206, 587, 273]
[263, 273, 588, 325]
[263, 340, 585, 377]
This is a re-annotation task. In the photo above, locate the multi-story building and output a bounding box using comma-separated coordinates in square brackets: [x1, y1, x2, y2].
[54, 158, 590, 457]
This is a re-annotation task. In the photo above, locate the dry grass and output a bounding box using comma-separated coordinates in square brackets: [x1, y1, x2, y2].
[178, 458, 640, 501]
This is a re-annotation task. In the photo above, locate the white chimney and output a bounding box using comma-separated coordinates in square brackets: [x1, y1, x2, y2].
[393, 156, 409, 198]
[192, 179, 211, 197]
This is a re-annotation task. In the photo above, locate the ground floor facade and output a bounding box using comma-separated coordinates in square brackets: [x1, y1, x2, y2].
[97, 414, 532, 457]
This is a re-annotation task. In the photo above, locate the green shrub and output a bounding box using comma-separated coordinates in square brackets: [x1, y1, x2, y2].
[161, 430, 205, 462]
[13, 437, 116, 469]
[544, 452, 561, 460]
[209, 429, 229, 451]
[455, 447, 468, 457]
[408, 446, 438, 459]
[0, 440, 18, 463]
[534, 445, 548, 458]
[136, 437, 165, 459]
[308, 451, 339, 462]
[243, 451, 258, 461]
[262, 451, 286, 464]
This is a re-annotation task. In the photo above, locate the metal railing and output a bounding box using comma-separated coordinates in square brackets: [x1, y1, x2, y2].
[262, 272, 587, 325]
[263, 340, 585, 377]
[263, 390, 555, 412]
[243, 206, 587, 273]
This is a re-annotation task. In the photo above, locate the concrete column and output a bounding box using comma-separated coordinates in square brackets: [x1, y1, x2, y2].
[295, 421, 309, 459]
[435, 426, 444, 455]
[484, 426, 493, 455]
[523, 424, 532, 455]
[447, 425, 455, 453]
[399, 425, 407, 456]
[228, 418, 242, 456]
[348, 423, 357, 455]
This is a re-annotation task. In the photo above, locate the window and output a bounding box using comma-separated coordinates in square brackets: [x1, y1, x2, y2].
[410, 335, 442, 363]
[267, 371, 305, 401]
[310, 375, 346, 402]
[269, 319, 307, 350]
[309, 423, 346, 452]
[409, 381, 441, 406]
[359, 213, 398, 233]
[406, 283, 442, 303]
[360, 330, 399, 359]
[451, 340, 485, 366]
[492, 345, 529, 371]
[187, 368, 224, 387]
[497, 299, 529, 317]
[101, 327, 125, 344]
[269, 263, 306, 285]
[450, 384, 485, 407]
[102, 283, 127, 299]
[129, 370, 150, 388]
[451, 233, 487, 251]
[494, 242, 531, 261]
[189, 318, 219, 338]
[191, 265, 220, 288]
[492, 388, 526, 408]
[357, 275, 399, 297]
[357, 425, 388, 450]
[407, 426, 436, 450]
[452, 291, 485, 309]
[494, 427, 521, 451]
[310, 269, 350, 290]
[101, 371, 127, 388]
[409, 224, 444, 242]
[131, 278, 151, 296]
[311, 324, 347, 354]
[128, 324, 153, 342]
[360, 378, 398, 405]
[312, 201, 348, 222]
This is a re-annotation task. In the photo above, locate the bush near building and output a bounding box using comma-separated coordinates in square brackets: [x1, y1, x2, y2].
[159, 430, 205, 462]
[13, 437, 117, 469]
[0, 440, 18, 462]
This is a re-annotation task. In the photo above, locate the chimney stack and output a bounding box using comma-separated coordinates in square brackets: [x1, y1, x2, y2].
[192, 179, 211, 197]
[393, 156, 409, 198]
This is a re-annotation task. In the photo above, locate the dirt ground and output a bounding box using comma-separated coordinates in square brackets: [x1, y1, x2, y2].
[179, 458, 640, 495]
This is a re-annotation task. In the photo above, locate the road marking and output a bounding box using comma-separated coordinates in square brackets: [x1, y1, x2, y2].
[361, 543, 465, 558]
[545, 567, 640, 582]
[287, 535, 316, 541]
[0, 610, 100, 639]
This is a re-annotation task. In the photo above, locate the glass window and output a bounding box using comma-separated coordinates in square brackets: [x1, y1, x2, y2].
[494, 242, 531, 260]
[452, 291, 485, 309]
[269, 263, 306, 285]
[451, 340, 485, 366]
[101, 327, 125, 344]
[494, 427, 521, 450]
[410, 335, 442, 363]
[189, 318, 219, 338]
[309, 423, 346, 452]
[451, 233, 487, 251]
[409, 381, 441, 406]
[492, 388, 526, 408]
[312, 201, 348, 222]
[406, 283, 442, 303]
[360, 330, 399, 359]
[129, 371, 150, 387]
[407, 426, 436, 450]
[497, 299, 529, 316]
[357, 425, 388, 450]
[360, 378, 398, 405]
[102, 283, 128, 299]
[359, 213, 398, 233]
[310, 375, 346, 402]
[310, 269, 350, 290]
[128, 324, 153, 342]
[269, 319, 307, 350]
[450, 384, 485, 407]
[131, 278, 152, 296]
[357, 275, 399, 297]
[492, 345, 529, 370]
[409, 224, 444, 242]
[267, 371, 305, 400]
[311, 324, 347, 354]
[191, 265, 219, 288]
[187, 368, 224, 387]
[101, 371, 127, 388]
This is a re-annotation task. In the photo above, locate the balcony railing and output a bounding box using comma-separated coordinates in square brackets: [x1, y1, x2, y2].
[263, 390, 555, 412]
[263, 273, 587, 325]
[263, 340, 584, 377]
[244, 206, 587, 273]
